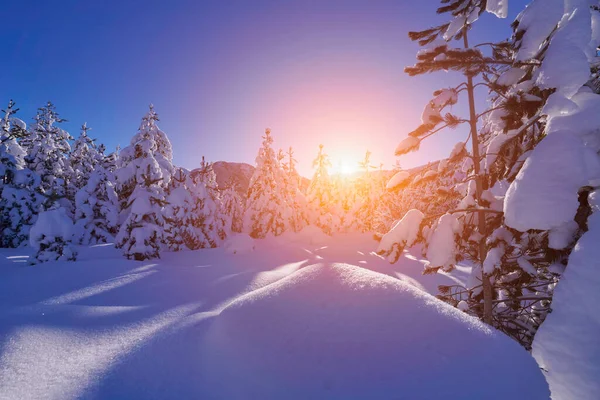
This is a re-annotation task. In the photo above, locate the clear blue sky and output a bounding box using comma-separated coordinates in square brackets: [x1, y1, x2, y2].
[1, 0, 528, 176]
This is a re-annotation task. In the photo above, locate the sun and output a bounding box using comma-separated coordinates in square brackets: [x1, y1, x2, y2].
[331, 161, 358, 176]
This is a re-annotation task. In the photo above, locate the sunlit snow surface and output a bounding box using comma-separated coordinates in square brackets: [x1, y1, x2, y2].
[0, 234, 548, 399]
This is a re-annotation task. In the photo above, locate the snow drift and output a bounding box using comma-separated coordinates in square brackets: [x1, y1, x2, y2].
[201, 263, 549, 399]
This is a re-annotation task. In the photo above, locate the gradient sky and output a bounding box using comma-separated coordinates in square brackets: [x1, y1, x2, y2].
[1, 0, 529, 176]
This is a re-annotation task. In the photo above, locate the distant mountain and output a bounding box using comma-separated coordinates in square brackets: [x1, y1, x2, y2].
[211, 161, 255, 196]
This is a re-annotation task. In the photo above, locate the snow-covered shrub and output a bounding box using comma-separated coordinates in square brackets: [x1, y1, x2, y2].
[29, 207, 77, 264]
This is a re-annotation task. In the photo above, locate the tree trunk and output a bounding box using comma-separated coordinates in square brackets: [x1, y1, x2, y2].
[463, 30, 493, 325]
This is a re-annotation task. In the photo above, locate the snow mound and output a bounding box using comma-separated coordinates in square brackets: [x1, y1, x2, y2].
[29, 208, 74, 250]
[201, 263, 549, 399]
[224, 234, 255, 254]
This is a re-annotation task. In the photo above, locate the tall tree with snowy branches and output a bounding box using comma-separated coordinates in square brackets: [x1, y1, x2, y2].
[307, 144, 338, 234]
[244, 129, 292, 238]
[0, 101, 43, 247]
[115, 105, 173, 260]
[23, 102, 73, 212]
[379, 0, 527, 326]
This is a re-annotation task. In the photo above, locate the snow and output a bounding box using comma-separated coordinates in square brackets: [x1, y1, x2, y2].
[548, 220, 578, 250]
[504, 131, 591, 231]
[483, 244, 505, 274]
[515, 0, 564, 61]
[385, 170, 410, 190]
[443, 16, 466, 41]
[532, 211, 600, 400]
[449, 141, 465, 159]
[29, 208, 74, 251]
[377, 209, 424, 259]
[276, 225, 330, 246]
[496, 68, 527, 86]
[536, 6, 594, 97]
[486, 0, 508, 18]
[394, 136, 420, 156]
[426, 213, 459, 270]
[0, 233, 526, 399]
[224, 233, 255, 254]
[203, 263, 548, 399]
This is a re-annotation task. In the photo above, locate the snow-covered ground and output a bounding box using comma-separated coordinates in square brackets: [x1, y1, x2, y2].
[0, 233, 548, 399]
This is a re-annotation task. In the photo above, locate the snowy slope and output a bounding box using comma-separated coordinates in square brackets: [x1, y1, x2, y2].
[0, 234, 548, 399]
[203, 263, 548, 399]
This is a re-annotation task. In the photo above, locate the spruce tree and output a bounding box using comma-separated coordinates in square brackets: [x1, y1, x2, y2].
[244, 129, 292, 238]
[24, 102, 73, 211]
[115, 105, 173, 260]
[307, 144, 338, 234]
[0, 101, 43, 247]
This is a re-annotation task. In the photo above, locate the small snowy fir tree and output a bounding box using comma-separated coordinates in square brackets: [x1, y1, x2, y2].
[163, 167, 195, 251]
[281, 146, 309, 232]
[307, 144, 338, 235]
[72, 151, 119, 245]
[220, 178, 244, 235]
[243, 129, 292, 238]
[187, 157, 226, 247]
[68, 123, 104, 199]
[0, 101, 44, 247]
[115, 105, 173, 260]
[23, 102, 73, 212]
[29, 205, 77, 264]
[353, 150, 380, 233]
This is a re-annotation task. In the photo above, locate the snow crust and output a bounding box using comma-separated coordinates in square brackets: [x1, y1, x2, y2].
[202, 263, 549, 399]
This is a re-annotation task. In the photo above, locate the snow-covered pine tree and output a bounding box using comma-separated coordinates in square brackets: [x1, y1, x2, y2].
[379, 1, 523, 325]
[353, 150, 379, 232]
[307, 144, 338, 234]
[163, 167, 195, 251]
[244, 129, 292, 238]
[23, 102, 74, 212]
[186, 157, 225, 248]
[68, 123, 104, 198]
[281, 146, 308, 232]
[220, 178, 244, 235]
[0, 101, 44, 247]
[115, 105, 173, 260]
[481, 1, 600, 384]
[380, 0, 600, 351]
[72, 148, 119, 245]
